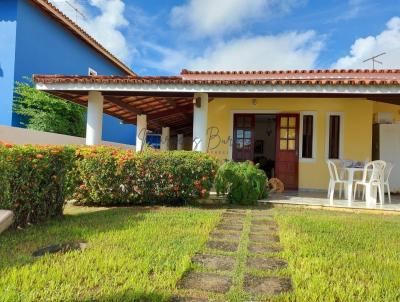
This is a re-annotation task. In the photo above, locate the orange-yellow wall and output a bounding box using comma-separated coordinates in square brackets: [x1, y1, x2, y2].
[373, 102, 400, 121]
[206, 97, 380, 190]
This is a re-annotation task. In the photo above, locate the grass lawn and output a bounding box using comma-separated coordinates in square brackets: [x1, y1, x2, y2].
[1, 205, 400, 301]
[0, 205, 221, 302]
[276, 207, 400, 302]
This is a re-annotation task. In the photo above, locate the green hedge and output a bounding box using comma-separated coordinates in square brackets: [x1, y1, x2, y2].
[215, 161, 268, 205]
[73, 147, 219, 205]
[0, 143, 75, 227]
[0, 144, 218, 227]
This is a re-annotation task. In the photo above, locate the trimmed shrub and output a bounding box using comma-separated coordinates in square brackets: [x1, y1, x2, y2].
[215, 161, 268, 205]
[0, 143, 76, 227]
[73, 147, 218, 205]
[0, 143, 218, 226]
[0, 143, 12, 207]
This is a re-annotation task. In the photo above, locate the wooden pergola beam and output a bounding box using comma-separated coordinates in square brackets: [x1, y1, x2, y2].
[162, 99, 177, 108]
[125, 96, 163, 105]
[48, 91, 194, 131]
[105, 96, 144, 115]
[147, 105, 193, 120]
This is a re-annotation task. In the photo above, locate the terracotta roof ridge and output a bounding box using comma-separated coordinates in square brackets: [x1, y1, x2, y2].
[31, 0, 136, 76]
[33, 74, 181, 80]
[33, 74, 400, 86]
[181, 69, 400, 75]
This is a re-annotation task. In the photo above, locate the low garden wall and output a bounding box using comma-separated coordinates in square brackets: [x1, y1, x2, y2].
[0, 125, 135, 149]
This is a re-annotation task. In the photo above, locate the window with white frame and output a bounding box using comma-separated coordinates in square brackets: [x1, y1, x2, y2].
[300, 112, 316, 160]
[326, 113, 343, 159]
[88, 67, 98, 76]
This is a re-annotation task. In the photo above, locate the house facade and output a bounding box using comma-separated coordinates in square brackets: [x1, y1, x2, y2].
[189, 70, 400, 191]
[33, 69, 400, 191]
[207, 94, 399, 190]
[0, 0, 136, 145]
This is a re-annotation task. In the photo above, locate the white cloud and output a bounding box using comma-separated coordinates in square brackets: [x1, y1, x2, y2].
[332, 17, 400, 69]
[170, 0, 304, 38]
[335, 0, 364, 21]
[140, 41, 190, 73]
[51, 0, 133, 64]
[143, 31, 324, 73]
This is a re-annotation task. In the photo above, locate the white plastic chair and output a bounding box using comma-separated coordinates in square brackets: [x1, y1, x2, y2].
[338, 160, 350, 182]
[354, 160, 386, 204]
[384, 162, 394, 203]
[327, 160, 347, 203]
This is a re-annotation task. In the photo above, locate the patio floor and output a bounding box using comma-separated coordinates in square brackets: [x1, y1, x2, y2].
[262, 191, 400, 213]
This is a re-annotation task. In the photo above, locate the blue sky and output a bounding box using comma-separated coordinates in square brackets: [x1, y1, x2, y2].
[53, 0, 400, 75]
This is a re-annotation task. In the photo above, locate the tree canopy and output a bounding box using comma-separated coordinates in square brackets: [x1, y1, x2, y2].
[13, 81, 86, 137]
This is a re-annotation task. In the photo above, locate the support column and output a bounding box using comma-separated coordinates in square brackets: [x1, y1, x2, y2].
[192, 92, 209, 152]
[136, 114, 147, 152]
[86, 91, 103, 146]
[160, 127, 170, 151]
[177, 134, 184, 150]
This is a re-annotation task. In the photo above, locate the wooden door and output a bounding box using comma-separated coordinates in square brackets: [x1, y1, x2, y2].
[233, 114, 255, 162]
[275, 114, 299, 190]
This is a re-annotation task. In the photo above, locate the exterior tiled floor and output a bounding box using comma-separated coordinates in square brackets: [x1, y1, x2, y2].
[263, 191, 400, 212]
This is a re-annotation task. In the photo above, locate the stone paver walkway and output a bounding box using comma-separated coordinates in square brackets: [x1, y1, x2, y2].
[175, 208, 292, 301]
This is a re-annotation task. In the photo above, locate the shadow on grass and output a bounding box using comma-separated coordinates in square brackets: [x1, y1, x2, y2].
[73, 290, 169, 302]
[190, 200, 273, 210]
[0, 207, 150, 271]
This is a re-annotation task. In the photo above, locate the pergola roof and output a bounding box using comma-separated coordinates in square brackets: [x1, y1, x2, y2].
[43, 90, 195, 133]
[33, 69, 400, 133]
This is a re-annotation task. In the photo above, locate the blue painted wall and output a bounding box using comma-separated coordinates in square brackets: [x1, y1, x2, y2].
[147, 134, 161, 149]
[1, 0, 136, 145]
[0, 0, 17, 126]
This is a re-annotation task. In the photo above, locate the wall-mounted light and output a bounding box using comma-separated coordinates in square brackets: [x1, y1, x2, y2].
[252, 99, 257, 106]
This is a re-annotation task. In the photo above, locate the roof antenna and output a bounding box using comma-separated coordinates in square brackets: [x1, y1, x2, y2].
[65, 1, 86, 22]
[51, 0, 87, 23]
[362, 52, 386, 70]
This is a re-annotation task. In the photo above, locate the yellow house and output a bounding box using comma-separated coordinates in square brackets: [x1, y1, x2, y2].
[33, 69, 400, 192]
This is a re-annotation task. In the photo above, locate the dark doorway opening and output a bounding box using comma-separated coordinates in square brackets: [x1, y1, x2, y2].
[232, 113, 299, 189]
[253, 114, 277, 179]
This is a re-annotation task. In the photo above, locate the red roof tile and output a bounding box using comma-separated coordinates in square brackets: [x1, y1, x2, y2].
[33, 69, 400, 86]
[181, 69, 400, 81]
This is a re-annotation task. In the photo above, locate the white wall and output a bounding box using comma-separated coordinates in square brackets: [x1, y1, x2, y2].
[0, 125, 135, 149]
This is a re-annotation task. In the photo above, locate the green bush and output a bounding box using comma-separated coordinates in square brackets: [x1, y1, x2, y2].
[0, 143, 76, 227]
[215, 161, 268, 205]
[0, 143, 218, 226]
[13, 81, 86, 137]
[0, 145, 12, 206]
[73, 147, 219, 205]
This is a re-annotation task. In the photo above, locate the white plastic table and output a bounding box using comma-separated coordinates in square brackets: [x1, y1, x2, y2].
[343, 167, 364, 203]
[343, 167, 377, 207]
